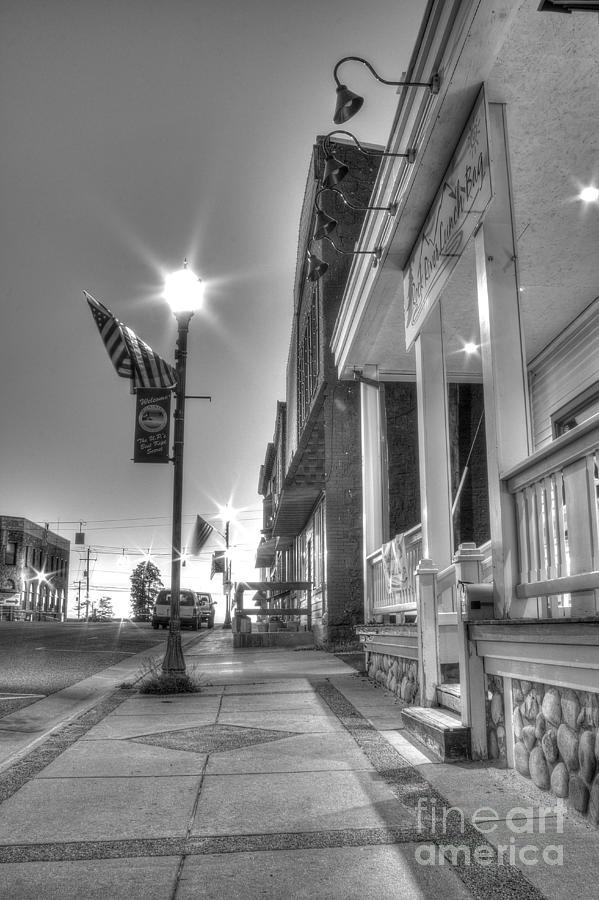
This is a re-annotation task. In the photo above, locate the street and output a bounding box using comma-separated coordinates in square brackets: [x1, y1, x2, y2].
[0, 620, 208, 718]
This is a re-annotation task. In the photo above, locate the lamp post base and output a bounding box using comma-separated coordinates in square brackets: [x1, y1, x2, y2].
[162, 631, 186, 674]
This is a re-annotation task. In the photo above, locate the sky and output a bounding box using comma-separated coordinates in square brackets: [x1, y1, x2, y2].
[0, 0, 426, 619]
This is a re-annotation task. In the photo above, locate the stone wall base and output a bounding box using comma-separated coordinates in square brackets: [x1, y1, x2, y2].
[366, 651, 419, 703]
[510, 678, 599, 826]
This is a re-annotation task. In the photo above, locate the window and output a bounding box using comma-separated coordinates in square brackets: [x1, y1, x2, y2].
[297, 289, 320, 430]
[312, 499, 325, 590]
[5, 541, 17, 566]
[553, 384, 599, 436]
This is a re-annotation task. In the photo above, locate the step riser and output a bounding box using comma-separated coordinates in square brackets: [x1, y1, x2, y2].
[401, 707, 470, 762]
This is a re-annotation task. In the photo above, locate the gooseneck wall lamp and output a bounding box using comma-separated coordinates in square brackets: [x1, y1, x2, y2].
[313, 187, 397, 241]
[333, 57, 440, 125]
[322, 130, 416, 189]
[307, 238, 382, 283]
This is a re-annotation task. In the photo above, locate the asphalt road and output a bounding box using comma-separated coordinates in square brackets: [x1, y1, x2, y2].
[0, 620, 208, 718]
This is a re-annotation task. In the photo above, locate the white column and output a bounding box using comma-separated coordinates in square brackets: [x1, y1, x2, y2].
[416, 559, 441, 707]
[454, 543, 487, 759]
[475, 102, 531, 618]
[415, 304, 453, 571]
[360, 374, 387, 623]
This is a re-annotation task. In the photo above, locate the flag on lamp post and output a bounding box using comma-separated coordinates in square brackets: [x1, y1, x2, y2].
[210, 550, 226, 579]
[189, 515, 214, 556]
[84, 291, 177, 391]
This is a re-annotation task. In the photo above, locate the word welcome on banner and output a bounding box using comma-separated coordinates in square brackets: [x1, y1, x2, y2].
[403, 87, 492, 349]
[133, 388, 171, 463]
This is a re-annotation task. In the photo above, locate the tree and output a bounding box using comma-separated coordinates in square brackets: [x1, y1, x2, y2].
[130, 560, 163, 620]
[96, 596, 114, 621]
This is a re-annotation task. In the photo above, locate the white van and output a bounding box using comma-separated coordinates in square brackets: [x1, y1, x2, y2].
[152, 589, 204, 630]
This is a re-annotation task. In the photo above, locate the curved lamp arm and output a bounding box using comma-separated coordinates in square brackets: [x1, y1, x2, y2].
[306, 238, 382, 282]
[333, 57, 440, 93]
[323, 130, 416, 164]
[321, 235, 382, 261]
[315, 186, 396, 215]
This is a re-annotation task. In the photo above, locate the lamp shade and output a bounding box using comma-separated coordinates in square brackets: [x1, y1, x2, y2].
[333, 84, 364, 125]
[323, 153, 348, 189]
[307, 253, 328, 282]
[313, 209, 337, 241]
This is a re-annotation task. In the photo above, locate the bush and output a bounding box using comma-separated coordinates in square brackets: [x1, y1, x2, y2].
[119, 655, 206, 694]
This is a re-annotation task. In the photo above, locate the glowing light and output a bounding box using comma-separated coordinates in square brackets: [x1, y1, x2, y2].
[464, 342, 478, 355]
[217, 502, 238, 526]
[28, 567, 49, 585]
[163, 264, 204, 313]
[579, 186, 599, 203]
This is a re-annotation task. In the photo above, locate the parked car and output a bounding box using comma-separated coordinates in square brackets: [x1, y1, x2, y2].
[152, 589, 202, 630]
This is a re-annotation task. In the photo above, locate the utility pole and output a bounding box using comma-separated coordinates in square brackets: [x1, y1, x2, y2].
[84, 546, 91, 621]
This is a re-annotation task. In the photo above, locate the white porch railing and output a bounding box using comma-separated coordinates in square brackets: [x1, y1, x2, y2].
[505, 414, 599, 616]
[366, 524, 422, 615]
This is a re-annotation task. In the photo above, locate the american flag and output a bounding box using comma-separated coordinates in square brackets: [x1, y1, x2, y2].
[84, 292, 177, 391]
[188, 515, 214, 556]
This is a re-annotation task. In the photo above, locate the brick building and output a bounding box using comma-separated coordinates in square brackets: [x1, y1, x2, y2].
[0, 517, 70, 620]
[254, 134, 384, 643]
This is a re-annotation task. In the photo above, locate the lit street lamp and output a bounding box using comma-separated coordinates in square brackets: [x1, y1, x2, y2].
[162, 262, 205, 675]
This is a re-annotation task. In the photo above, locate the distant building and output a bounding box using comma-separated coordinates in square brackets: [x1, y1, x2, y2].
[0, 517, 69, 620]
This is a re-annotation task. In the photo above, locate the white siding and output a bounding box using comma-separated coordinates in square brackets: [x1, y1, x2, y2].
[529, 297, 599, 450]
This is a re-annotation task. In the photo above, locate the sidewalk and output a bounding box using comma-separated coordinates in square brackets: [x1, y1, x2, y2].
[0, 629, 596, 899]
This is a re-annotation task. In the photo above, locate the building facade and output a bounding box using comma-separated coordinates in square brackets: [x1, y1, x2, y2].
[328, 0, 599, 823]
[0, 517, 70, 620]
[255, 134, 387, 643]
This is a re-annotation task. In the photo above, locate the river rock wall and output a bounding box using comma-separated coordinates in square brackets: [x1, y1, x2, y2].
[366, 652, 419, 704]
[512, 679, 599, 825]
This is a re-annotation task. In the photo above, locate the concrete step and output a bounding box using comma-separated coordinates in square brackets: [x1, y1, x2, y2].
[401, 706, 470, 762]
[436, 682, 461, 714]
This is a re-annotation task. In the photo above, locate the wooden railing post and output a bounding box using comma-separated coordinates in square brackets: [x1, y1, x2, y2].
[416, 559, 441, 707]
[454, 542, 488, 760]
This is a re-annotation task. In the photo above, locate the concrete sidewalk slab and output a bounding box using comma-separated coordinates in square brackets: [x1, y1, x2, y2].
[217, 710, 344, 734]
[177, 845, 472, 900]
[482, 822, 599, 900]
[1, 857, 181, 900]
[0, 774, 202, 843]
[109, 694, 223, 716]
[191, 769, 416, 836]
[219, 691, 328, 713]
[37, 739, 208, 778]
[81, 711, 219, 741]
[205, 731, 373, 775]
[222, 678, 315, 694]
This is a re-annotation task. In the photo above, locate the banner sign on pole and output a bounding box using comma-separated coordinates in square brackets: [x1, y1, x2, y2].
[403, 86, 492, 350]
[133, 388, 172, 463]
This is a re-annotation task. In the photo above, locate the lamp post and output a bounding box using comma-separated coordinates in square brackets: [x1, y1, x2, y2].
[219, 504, 234, 630]
[162, 262, 205, 675]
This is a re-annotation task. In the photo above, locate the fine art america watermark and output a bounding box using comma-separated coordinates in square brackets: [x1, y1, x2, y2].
[415, 797, 565, 867]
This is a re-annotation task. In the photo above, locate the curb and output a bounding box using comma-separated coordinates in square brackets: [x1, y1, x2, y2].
[0, 631, 205, 774]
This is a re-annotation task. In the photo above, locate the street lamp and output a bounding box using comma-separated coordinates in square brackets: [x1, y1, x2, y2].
[162, 261, 205, 675]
